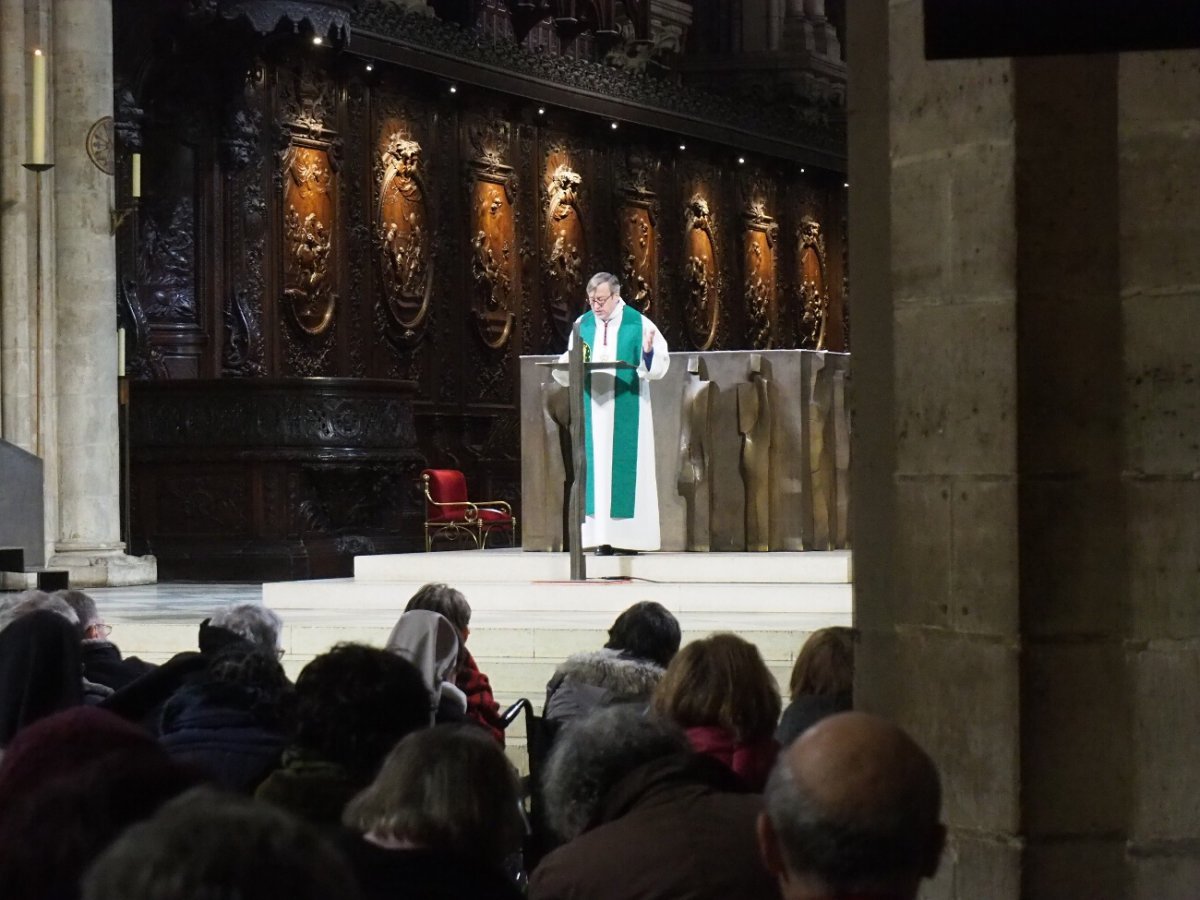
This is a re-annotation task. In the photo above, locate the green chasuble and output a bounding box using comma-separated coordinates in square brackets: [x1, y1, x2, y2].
[579, 307, 644, 518]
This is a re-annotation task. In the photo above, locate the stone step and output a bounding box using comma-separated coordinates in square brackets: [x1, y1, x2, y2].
[353, 548, 853, 585]
[265, 576, 851, 615]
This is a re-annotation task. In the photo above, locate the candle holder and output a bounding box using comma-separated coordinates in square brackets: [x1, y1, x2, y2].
[21, 161, 54, 457]
[110, 201, 139, 234]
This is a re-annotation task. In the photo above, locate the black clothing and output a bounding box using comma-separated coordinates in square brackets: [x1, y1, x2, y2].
[775, 691, 852, 746]
[159, 681, 287, 792]
[0, 611, 83, 746]
[80, 640, 154, 692]
[341, 837, 524, 900]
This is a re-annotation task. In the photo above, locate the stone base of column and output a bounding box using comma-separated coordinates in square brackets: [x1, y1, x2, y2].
[47, 548, 158, 587]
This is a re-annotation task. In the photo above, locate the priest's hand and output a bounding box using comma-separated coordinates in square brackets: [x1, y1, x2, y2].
[643, 327, 656, 354]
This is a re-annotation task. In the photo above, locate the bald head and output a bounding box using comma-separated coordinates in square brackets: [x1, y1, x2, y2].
[758, 712, 944, 899]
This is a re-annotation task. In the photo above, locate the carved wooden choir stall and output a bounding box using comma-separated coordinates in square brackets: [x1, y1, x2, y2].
[114, 0, 848, 577]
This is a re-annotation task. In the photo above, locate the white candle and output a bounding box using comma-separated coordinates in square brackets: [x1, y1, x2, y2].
[31, 49, 46, 165]
[131, 152, 141, 198]
[117, 327, 126, 377]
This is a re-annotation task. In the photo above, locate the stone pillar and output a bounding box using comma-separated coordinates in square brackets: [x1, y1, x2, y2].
[1118, 52, 1200, 897]
[47, 0, 154, 585]
[851, 1, 1200, 896]
[0, 0, 33, 449]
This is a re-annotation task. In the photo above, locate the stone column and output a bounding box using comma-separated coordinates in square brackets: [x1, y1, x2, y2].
[851, 1, 1200, 896]
[1, 0, 33, 448]
[1118, 52, 1200, 897]
[47, 0, 154, 585]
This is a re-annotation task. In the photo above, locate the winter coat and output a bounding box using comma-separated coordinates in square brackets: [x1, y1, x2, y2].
[255, 747, 364, 828]
[529, 752, 780, 900]
[775, 691, 852, 747]
[100, 619, 253, 733]
[159, 682, 287, 793]
[80, 640, 155, 692]
[543, 649, 664, 725]
[340, 835, 524, 900]
[684, 724, 779, 792]
[0, 611, 82, 746]
[459, 650, 506, 746]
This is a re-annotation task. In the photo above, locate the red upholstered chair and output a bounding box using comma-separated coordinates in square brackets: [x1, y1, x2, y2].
[421, 469, 517, 552]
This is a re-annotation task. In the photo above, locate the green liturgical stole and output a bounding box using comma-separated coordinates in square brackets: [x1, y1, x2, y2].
[578, 307, 643, 518]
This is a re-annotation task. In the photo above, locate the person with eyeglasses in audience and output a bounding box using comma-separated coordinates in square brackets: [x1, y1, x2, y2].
[55, 589, 155, 692]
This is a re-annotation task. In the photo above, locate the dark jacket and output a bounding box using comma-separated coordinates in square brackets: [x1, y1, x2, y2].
[0, 611, 83, 746]
[529, 753, 781, 900]
[255, 747, 364, 828]
[776, 692, 852, 746]
[80, 640, 155, 692]
[341, 835, 524, 900]
[100, 620, 252, 733]
[543, 649, 664, 725]
[159, 682, 287, 793]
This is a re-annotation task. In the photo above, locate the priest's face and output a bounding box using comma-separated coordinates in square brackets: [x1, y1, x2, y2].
[588, 285, 619, 320]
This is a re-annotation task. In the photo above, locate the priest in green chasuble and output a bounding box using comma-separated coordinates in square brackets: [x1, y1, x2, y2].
[554, 272, 670, 553]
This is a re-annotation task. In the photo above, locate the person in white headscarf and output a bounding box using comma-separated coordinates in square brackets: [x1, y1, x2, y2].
[385, 611, 468, 724]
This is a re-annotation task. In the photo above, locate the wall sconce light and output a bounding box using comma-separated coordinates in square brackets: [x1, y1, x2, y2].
[737, 156, 746, 164]
[365, 62, 374, 72]
[312, 35, 324, 45]
[679, 143, 686, 151]
[110, 152, 141, 234]
[449, 84, 458, 94]
[537, 106, 546, 115]
[610, 121, 619, 130]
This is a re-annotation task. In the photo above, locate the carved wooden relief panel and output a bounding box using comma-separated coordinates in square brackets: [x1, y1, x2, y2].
[743, 200, 779, 350]
[282, 144, 336, 336]
[542, 147, 586, 341]
[467, 119, 518, 352]
[798, 215, 830, 350]
[683, 193, 719, 350]
[376, 131, 432, 340]
[619, 151, 659, 318]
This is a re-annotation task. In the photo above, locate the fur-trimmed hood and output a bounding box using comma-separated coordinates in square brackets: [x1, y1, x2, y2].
[550, 649, 665, 698]
[543, 649, 665, 724]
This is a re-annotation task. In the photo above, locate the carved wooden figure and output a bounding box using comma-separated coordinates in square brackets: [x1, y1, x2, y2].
[684, 194, 719, 350]
[377, 133, 433, 339]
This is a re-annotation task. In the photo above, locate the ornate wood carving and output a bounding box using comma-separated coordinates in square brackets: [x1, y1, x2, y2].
[139, 194, 198, 324]
[131, 378, 423, 579]
[683, 193, 719, 350]
[276, 61, 340, 376]
[616, 149, 659, 317]
[542, 147, 586, 342]
[743, 195, 779, 351]
[282, 146, 336, 336]
[798, 215, 830, 350]
[377, 131, 433, 338]
[467, 119, 518, 351]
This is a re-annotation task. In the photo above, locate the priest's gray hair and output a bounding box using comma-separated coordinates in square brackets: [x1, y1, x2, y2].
[541, 705, 688, 842]
[210, 603, 284, 651]
[586, 272, 620, 297]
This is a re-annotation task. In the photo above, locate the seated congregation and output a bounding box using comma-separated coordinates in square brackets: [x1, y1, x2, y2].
[0, 585, 940, 900]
